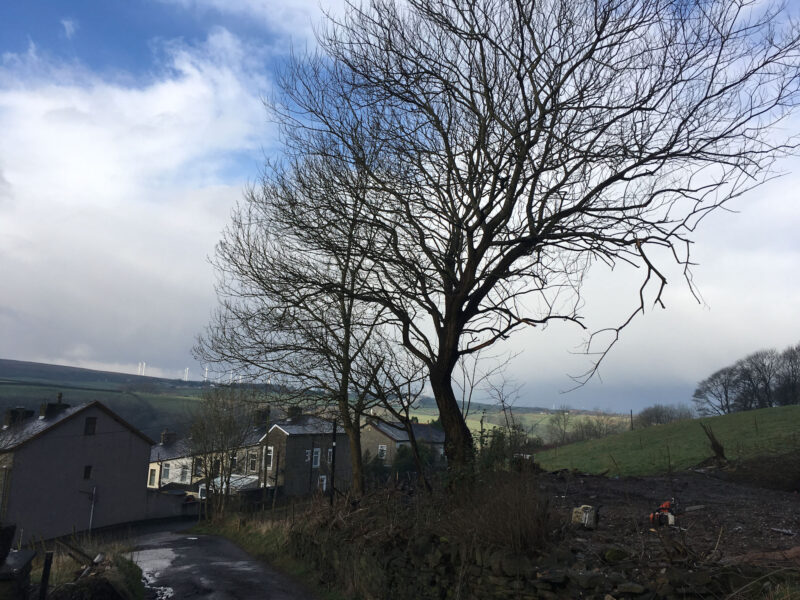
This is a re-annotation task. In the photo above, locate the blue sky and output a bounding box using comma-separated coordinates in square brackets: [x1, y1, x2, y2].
[1, 1, 799, 412]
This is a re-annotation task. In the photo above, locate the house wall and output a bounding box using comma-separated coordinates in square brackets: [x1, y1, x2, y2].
[360, 424, 447, 467]
[2, 405, 151, 543]
[147, 456, 197, 489]
[267, 431, 352, 497]
[232, 445, 265, 480]
[361, 424, 397, 466]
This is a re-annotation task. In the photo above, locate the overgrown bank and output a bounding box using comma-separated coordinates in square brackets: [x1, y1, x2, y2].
[202, 470, 800, 600]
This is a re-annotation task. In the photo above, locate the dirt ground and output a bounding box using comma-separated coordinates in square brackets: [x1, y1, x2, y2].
[540, 461, 800, 578]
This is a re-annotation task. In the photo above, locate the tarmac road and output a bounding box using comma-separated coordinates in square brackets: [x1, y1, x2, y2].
[130, 529, 318, 600]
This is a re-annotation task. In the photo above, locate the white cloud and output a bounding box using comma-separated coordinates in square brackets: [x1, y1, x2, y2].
[494, 166, 800, 410]
[61, 18, 78, 40]
[0, 29, 272, 376]
[160, 0, 345, 44]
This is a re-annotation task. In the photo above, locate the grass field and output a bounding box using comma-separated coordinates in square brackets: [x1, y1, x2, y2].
[535, 405, 800, 476]
[0, 380, 204, 438]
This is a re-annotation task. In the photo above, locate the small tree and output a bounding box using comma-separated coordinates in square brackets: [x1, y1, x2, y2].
[546, 406, 573, 446]
[190, 386, 260, 519]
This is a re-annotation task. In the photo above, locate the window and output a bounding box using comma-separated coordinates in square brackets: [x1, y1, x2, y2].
[305, 449, 311, 463]
[162, 463, 171, 479]
[327, 448, 333, 463]
[83, 465, 92, 480]
[318, 475, 327, 492]
[312, 448, 321, 468]
[230, 454, 238, 472]
[265, 446, 274, 470]
[148, 469, 156, 486]
[194, 459, 203, 476]
[377, 444, 387, 460]
[180, 465, 189, 482]
[198, 484, 207, 499]
[248, 452, 257, 473]
[83, 417, 97, 436]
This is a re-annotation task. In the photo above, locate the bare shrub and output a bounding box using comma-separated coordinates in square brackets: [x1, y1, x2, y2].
[635, 403, 694, 428]
[438, 472, 551, 556]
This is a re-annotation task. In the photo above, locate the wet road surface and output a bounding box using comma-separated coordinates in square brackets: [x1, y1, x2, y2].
[130, 529, 318, 599]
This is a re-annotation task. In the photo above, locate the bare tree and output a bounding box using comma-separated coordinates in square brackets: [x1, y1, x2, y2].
[190, 386, 260, 519]
[546, 406, 573, 446]
[273, 0, 800, 468]
[194, 152, 395, 497]
[775, 343, 800, 406]
[692, 366, 740, 416]
[735, 349, 781, 410]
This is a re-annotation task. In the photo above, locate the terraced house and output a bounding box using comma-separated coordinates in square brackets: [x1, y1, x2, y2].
[263, 414, 352, 496]
[0, 400, 154, 544]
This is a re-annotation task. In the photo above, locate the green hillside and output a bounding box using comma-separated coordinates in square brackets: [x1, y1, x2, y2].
[536, 405, 800, 476]
[0, 359, 206, 438]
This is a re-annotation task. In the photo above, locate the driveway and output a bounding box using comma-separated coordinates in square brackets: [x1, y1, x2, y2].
[130, 529, 319, 600]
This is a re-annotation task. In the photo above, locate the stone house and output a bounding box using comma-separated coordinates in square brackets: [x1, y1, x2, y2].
[147, 430, 198, 492]
[264, 415, 352, 496]
[0, 400, 154, 543]
[149, 425, 269, 496]
[361, 420, 446, 466]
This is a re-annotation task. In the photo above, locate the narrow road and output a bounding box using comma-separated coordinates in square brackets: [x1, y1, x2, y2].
[130, 529, 318, 600]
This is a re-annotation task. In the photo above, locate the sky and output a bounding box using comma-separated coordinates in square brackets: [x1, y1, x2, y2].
[1, 1, 799, 413]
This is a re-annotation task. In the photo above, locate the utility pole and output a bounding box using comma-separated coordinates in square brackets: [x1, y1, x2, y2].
[329, 419, 337, 507]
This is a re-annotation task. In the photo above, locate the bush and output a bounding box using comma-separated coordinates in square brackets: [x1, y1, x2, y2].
[635, 403, 693, 428]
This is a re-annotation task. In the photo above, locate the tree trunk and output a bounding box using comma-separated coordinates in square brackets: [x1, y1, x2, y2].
[344, 422, 364, 496]
[430, 368, 474, 470]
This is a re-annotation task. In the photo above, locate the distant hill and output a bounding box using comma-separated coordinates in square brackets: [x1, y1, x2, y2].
[414, 392, 553, 416]
[0, 358, 203, 389]
[0, 358, 206, 439]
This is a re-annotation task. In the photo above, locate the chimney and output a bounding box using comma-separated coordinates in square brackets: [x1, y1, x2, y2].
[160, 429, 177, 446]
[4, 407, 35, 428]
[38, 394, 71, 420]
[253, 407, 271, 427]
[287, 406, 302, 420]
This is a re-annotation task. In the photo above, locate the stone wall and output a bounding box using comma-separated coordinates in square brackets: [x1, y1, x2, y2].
[287, 522, 783, 600]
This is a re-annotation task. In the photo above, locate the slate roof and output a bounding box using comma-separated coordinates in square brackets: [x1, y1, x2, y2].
[150, 437, 193, 463]
[208, 474, 261, 493]
[0, 401, 154, 451]
[370, 421, 445, 444]
[150, 424, 267, 463]
[269, 415, 338, 437]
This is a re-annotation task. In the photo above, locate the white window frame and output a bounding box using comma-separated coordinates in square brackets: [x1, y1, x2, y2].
[312, 448, 321, 468]
[327, 448, 332, 463]
[162, 462, 171, 480]
[305, 449, 311, 463]
[248, 452, 257, 473]
[377, 444, 387, 460]
[180, 464, 189, 482]
[318, 475, 327, 492]
[266, 446, 274, 470]
[148, 468, 156, 486]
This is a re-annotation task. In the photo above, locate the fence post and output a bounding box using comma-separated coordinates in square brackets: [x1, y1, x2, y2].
[39, 551, 53, 600]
